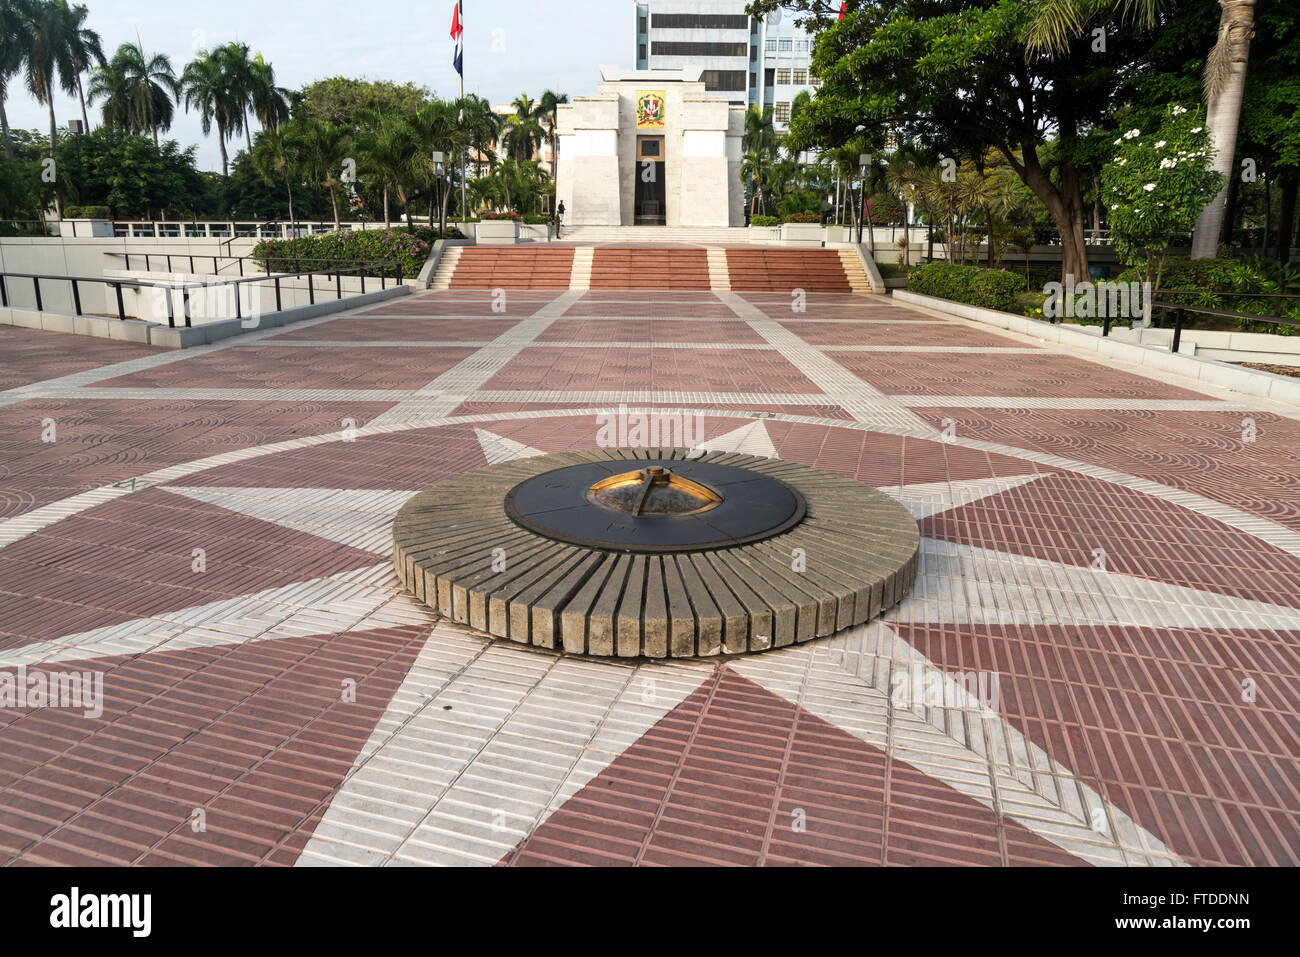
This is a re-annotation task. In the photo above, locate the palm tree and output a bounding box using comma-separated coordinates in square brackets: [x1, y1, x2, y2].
[296, 117, 349, 228]
[355, 109, 419, 232]
[23, 0, 81, 158]
[250, 123, 299, 223]
[249, 53, 289, 133]
[0, 0, 31, 158]
[409, 98, 465, 232]
[502, 93, 544, 163]
[181, 48, 239, 177]
[65, 2, 101, 133]
[537, 89, 568, 176]
[461, 93, 501, 176]
[1026, 0, 1257, 258]
[91, 41, 178, 144]
[213, 41, 254, 155]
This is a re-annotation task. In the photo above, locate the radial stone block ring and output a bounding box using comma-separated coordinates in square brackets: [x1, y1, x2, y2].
[392, 448, 920, 658]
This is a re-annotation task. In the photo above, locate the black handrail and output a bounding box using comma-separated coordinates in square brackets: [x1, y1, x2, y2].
[0, 262, 403, 330]
[1151, 288, 1300, 353]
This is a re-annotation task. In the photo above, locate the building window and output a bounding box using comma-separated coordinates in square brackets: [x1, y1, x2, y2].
[651, 13, 748, 29]
[765, 37, 776, 52]
[776, 68, 791, 85]
[701, 70, 748, 92]
[778, 37, 792, 52]
[651, 41, 747, 57]
[764, 67, 775, 87]
[750, 45, 757, 62]
[639, 43, 647, 62]
[795, 38, 809, 53]
[638, 16, 647, 34]
[749, 72, 756, 88]
[775, 101, 791, 123]
[793, 68, 807, 84]
[810, 72, 822, 87]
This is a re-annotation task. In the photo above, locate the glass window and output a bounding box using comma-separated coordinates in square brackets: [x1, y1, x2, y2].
[795, 39, 809, 53]
[778, 37, 792, 52]
[639, 16, 647, 34]
[639, 43, 646, 62]
[810, 73, 822, 87]
[775, 102, 791, 123]
[765, 37, 776, 52]
[793, 69, 807, 84]
[776, 68, 791, 84]
[750, 45, 757, 62]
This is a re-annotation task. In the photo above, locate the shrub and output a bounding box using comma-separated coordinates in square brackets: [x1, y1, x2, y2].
[750, 215, 779, 227]
[1115, 256, 1300, 335]
[251, 228, 438, 279]
[522, 214, 550, 225]
[907, 262, 1028, 313]
[782, 212, 821, 224]
[63, 205, 110, 219]
[480, 211, 520, 220]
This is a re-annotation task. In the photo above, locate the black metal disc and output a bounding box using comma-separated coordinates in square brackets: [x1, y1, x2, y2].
[504, 458, 807, 553]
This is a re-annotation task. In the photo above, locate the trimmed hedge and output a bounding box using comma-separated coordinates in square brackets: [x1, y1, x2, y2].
[907, 262, 1027, 312]
[750, 215, 779, 227]
[251, 228, 442, 279]
[481, 211, 520, 220]
[782, 212, 821, 223]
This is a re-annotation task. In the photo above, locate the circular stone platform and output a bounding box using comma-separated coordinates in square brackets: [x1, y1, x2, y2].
[392, 448, 919, 658]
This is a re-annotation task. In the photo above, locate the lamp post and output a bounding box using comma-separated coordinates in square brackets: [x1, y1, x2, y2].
[68, 119, 85, 213]
[857, 152, 872, 246]
[432, 151, 445, 235]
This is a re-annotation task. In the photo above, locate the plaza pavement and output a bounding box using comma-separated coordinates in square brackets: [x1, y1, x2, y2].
[0, 287, 1297, 866]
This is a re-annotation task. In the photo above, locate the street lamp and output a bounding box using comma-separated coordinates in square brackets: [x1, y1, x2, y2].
[857, 152, 872, 245]
[431, 151, 445, 233]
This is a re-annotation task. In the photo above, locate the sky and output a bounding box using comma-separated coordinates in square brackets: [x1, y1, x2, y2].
[5, 0, 631, 172]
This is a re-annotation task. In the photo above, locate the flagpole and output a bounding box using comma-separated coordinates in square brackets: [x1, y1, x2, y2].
[459, 69, 466, 232]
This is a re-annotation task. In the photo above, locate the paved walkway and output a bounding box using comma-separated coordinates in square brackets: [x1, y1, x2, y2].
[0, 289, 1296, 866]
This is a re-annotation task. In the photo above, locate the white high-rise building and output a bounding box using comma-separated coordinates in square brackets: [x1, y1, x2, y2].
[633, 1, 819, 133]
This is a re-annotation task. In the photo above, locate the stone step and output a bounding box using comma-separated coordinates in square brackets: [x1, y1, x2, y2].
[428, 245, 462, 290]
[562, 225, 750, 244]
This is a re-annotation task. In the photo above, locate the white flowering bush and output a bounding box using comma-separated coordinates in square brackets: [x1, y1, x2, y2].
[1100, 105, 1223, 290]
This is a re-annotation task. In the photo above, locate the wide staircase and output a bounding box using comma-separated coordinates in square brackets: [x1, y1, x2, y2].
[725, 248, 864, 292]
[439, 246, 575, 289]
[433, 244, 872, 292]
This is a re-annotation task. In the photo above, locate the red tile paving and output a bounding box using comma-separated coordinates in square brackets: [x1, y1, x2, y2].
[268, 315, 521, 342]
[502, 669, 1085, 866]
[0, 488, 379, 647]
[537, 319, 764, 343]
[912, 408, 1300, 532]
[0, 625, 428, 865]
[782, 320, 1034, 348]
[833, 351, 1210, 399]
[0, 399, 395, 519]
[895, 622, 1300, 866]
[1, 283, 1297, 870]
[922, 470, 1300, 608]
[96, 345, 476, 391]
[481, 346, 823, 394]
[0, 326, 158, 389]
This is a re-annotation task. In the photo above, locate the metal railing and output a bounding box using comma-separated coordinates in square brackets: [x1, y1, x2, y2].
[0, 259, 404, 329]
[105, 251, 403, 286]
[1151, 289, 1300, 352]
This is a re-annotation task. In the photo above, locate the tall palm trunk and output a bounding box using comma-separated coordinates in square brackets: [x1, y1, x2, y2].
[1191, 0, 1256, 259]
[218, 128, 229, 178]
[243, 106, 253, 154]
[1, 94, 12, 159]
[76, 76, 90, 132]
[283, 170, 295, 224]
[328, 184, 340, 229]
[382, 186, 390, 228]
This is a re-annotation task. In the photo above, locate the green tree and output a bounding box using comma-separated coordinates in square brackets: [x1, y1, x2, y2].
[756, 0, 1174, 281]
[250, 123, 300, 223]
[502, 94, 544, 163]
[1101, 105, 1225, 289]
[181, 47, 241, 177]
[90, 41, 178, 145]
[65, 2, 100, 133]
[295, 117, 350, 228]
[538, 89, 568, 176]
[0, 0, 31, 158]
[23, 0, 81, 159]
[299, 77, 429, 127]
